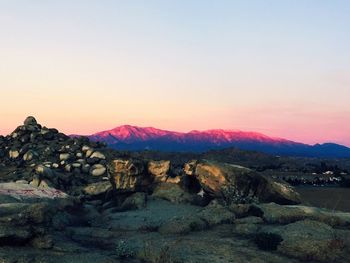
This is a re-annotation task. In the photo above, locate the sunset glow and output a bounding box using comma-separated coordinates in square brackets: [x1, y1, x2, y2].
[0, 1, 349, 146]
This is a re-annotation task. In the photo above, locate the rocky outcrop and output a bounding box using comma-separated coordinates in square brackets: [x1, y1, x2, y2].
[253, 202, 350, 227]
[184, 160, 301, 205]
[0, 117, 110, 196]
[0, 181, 77, 251]
[1, 117, 350, 262]
[148, 160, 170, 181]
[260, 220, 346, 262]
[110, 159, 151, 192]
[152, 182, 196, 204]
[83, 181, 113, 197]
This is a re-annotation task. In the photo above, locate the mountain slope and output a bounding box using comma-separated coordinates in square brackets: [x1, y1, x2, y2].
[86, 125, 350, 158]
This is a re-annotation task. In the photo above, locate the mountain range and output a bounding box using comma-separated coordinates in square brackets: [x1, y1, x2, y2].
[84, 125, 350, 158]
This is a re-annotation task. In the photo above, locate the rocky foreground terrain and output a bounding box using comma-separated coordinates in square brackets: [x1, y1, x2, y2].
[0, 117, 349, 262]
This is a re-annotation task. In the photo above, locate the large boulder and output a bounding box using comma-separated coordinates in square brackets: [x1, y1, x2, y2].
[0, 181, 77, 249]
[184, 160, 301, 205]
[0, 182, 68, 201]
[110, 159, 151, 192]
[148, 160, 170, 182]
[197, 201, 236, 226]
[254, 202, 350, 227]
[260, 220, 346, 262]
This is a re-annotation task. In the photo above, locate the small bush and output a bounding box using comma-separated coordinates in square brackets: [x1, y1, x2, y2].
[115, 240, 135, 258]
[254, 232, 283, 251]
[222, 185, 259, 205]
[328, 238, 346, 250]
[138, 224, 159, 232]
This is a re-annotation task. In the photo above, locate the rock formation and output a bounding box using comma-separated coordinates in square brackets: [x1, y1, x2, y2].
[0, 117, 349, 262]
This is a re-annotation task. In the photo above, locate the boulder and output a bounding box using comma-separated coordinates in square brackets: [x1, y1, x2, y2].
[184, 160, 301, 205]
[23, 116, 37, 126]
[110, 159, 150, 192]
[35, 164, 54, 177]
[86, 149, 94, 158]
[234, 216, 264, 236]
[148, 160, 170, 182]
[260, 220, 346, 262]
[228, 203, 253, 218]
[82, 164, 91, 174]
[83, 181, 113, 197]
[90, 164, 106, 176]
[197, 201, 235, 226]
[120, 192, 147, 210]
[59, 153, 71, 161]
[0, 182, 68, 201]
[152, 183, 195, 204]
[158, 215, 207, 235]
[90, 151, 106, 160]
[9, 149, 20, 159]
[23, 150, 37, 162]
[254, 202, 350, 227]
[82, 145, 92, 152]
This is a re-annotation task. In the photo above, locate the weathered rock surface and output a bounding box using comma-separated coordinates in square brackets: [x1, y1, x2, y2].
[1, 117, 350, 262]
[120, 192, 147, 210]
[184, 159, 301, 205]
[0, 117, 110, 196]
[83, 181, 113, 197]
[0, 182, 68, 201]
[148, 160, 170, 182]
[110, 159, 150, 192]
[260, 220, 347, 262]
[152, 182, 195, 204]
[254, 202, 350, 226]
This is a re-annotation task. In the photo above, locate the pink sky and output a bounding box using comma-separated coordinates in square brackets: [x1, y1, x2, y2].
[1, 104, 349, 147]
[0, 1, 349, 146]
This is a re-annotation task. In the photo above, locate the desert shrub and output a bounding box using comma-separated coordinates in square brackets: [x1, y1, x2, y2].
[328, 238, 346, 250]
[115, 240, 135, 258]
[254, 232, 283, 251]
[222, 185, 258, 205]
[138, 224, 159, 232]
[142, 241, 173, 263]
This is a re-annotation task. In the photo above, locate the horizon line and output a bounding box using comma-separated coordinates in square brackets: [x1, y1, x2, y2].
[1, 121, 349, 148]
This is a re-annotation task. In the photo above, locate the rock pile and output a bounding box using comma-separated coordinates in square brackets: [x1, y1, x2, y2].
[0, 117, 301, 206]
[0, 117, 110, 196]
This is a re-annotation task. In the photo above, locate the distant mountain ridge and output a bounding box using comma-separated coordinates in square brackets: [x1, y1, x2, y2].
[85, 125, 350, 158]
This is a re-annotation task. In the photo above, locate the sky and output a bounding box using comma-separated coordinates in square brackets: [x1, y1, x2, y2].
[0, 0, 349, 146]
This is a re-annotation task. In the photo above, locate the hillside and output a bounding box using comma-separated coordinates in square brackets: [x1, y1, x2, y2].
[86, 125, 350, 158]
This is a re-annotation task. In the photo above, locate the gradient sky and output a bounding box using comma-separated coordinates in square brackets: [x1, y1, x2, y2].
[0, 1, 349, 146]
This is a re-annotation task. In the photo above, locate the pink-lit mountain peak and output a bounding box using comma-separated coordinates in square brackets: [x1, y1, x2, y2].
[90, 125, 179, 143]
[90, 125, 289, 144]
[187, 128, 287, 142]
[85, 124, 350, 157]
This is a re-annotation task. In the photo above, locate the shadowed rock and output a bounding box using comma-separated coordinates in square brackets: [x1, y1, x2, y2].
[184, 159, 301, 205]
